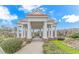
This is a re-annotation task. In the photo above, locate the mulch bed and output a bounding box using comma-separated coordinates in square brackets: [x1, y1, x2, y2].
[66, 40, 79, 49]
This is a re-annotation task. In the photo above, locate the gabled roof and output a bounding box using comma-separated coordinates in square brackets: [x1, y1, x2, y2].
[28, 14, 47, 16]
[20, 19, 27, 22]
[47, 19, 57, 25]
[17, 19, 27, 25]
[27, 8, 47, 16]
[17, 8, 57, 25]
[17, 23, 22, 25]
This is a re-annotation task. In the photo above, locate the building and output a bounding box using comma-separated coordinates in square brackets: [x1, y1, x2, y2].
[17, 9, 57, 40]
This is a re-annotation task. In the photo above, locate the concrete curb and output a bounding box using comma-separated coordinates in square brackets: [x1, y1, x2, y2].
[0, 47, 5, 54]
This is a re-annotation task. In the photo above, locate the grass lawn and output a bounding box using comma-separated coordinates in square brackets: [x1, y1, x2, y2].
[43, 40, 79, 54]
[51, 40, 79, 53]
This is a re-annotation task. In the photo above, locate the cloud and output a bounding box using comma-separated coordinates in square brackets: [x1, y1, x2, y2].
[47, 10, 55, 19]
[0, 6, 18, 21]
[62, 15, 79, 23]
[48, 10, 55, 17]
[2, 20, 13, 26]
[58, 19, 62, 22]
[39, 7, 47, 12]
[0, 6, 18, 26]
[49, 10, 54, 14]
[19, 5, 41, 12]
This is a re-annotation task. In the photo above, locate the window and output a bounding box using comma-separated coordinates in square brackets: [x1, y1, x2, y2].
[47, 24, 51, 28]
[23, 24, 28, 28]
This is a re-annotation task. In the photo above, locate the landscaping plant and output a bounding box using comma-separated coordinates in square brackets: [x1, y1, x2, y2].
[43, 40, 79, 54]
[0, 39, 23, 54]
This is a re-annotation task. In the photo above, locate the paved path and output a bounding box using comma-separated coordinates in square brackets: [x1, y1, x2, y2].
[16, 37, 43, 54]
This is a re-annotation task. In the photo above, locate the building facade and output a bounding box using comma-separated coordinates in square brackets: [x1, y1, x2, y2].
[17, 9, 57, 39]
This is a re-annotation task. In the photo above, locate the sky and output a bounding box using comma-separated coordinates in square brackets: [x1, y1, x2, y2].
[0, 5, 79, 29]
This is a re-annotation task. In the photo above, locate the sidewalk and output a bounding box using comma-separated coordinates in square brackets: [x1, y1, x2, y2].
[16, 37, 43, 54]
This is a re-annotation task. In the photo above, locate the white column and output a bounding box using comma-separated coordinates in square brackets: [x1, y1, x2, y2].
[48, 29, 50, 38]
[51, 25, 54, 38]
[54, 27, 57, 38]
[23, 30, 26, 38]
[32, 29, 34, 37]
[43, 22, 47, 39]
[27, 22, 32, 39]
[39, 29, 41, 37]
[17, 28, 19, 38]
[21, 30, 24, 38]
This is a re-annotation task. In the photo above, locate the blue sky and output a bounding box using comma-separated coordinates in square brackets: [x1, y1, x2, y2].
[0, 5, 79, 29]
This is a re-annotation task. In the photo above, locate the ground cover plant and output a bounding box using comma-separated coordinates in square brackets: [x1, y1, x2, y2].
[43, 40, 79, 54]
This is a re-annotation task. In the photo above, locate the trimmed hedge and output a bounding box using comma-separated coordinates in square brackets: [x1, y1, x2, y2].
[0, 39, 23, 54]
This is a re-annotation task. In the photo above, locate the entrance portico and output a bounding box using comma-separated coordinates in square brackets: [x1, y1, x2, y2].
[17, 9, 57, 40]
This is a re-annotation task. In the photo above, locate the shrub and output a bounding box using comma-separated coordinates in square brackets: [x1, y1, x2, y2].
[57, 37, 65, 40]
[43, 43, 54, 54]
[0, 39, 4, 43]
[0, 37, 5, 43]
[0, 39, 23, 54]
[70, 33, 79, 38]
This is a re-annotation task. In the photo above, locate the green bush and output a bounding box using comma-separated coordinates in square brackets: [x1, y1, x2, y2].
[70, 33, 79, 38]
[0, 39, 23, 54]
[0, 39, 3, 43]
[0, 37, 4, 43]
[43, 44, 53, 54]
[57, 37, 65, 40]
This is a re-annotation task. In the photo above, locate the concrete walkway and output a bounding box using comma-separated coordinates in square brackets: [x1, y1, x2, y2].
[16, 37, 43, 54]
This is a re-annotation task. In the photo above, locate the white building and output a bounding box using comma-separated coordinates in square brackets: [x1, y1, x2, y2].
[17, 9, 57, 40]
